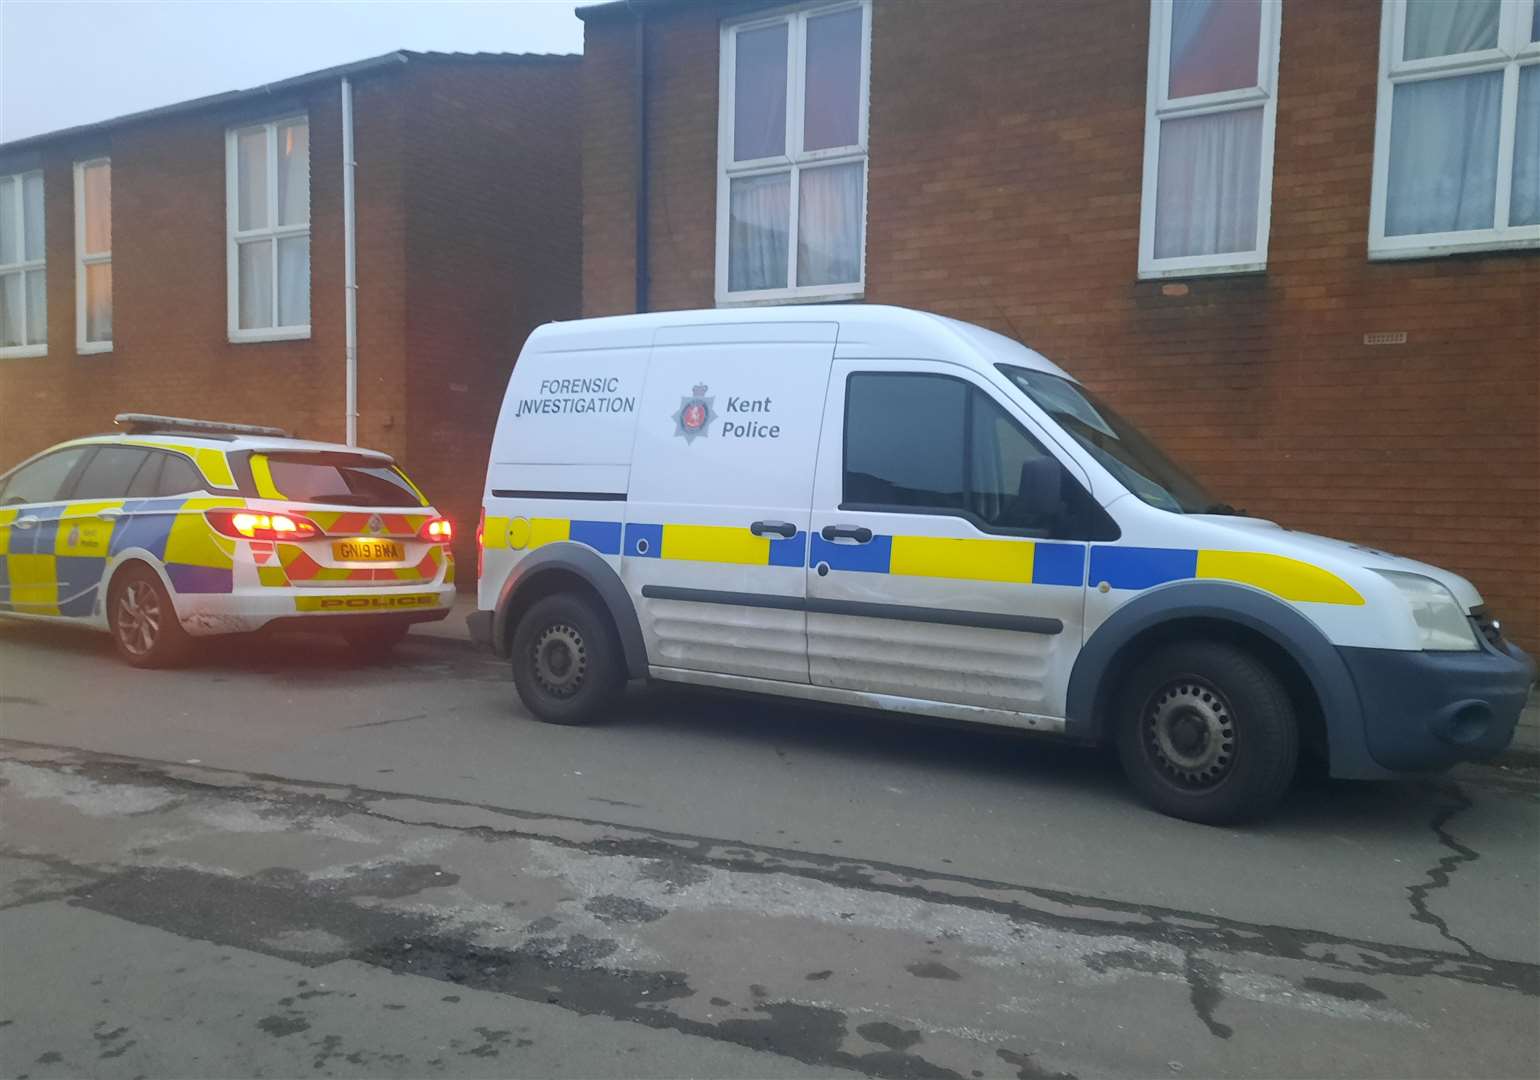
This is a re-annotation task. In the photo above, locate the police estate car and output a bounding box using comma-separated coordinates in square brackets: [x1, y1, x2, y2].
[0, 415, 455, 666]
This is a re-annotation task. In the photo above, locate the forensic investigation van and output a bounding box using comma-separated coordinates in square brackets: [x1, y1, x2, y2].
[469, 305, 1533, 823]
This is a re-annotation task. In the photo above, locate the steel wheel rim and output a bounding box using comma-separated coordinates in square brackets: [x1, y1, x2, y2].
[531, 623, 587, 699]
[116, 581, 162, 657]
[1143, 677, 1236, 790]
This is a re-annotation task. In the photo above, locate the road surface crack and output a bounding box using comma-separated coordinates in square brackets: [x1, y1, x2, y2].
[1405, 781, 1482, 958]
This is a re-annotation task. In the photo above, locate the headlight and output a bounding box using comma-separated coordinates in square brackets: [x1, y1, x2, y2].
[1373, 571, 1480, 651]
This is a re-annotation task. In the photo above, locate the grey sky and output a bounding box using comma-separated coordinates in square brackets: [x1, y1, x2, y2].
[1, 1, 600, 143]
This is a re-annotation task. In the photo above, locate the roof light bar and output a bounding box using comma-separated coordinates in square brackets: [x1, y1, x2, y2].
[114, 413, 291, 438]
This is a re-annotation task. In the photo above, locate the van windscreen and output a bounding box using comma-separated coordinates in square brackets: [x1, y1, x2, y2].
[249, 453, 427, 507]
[1000, 367, 1230, 515]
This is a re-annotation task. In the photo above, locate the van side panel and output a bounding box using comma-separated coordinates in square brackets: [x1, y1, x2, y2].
[481, 343, 650, 616]
[622, 323, 837, 684]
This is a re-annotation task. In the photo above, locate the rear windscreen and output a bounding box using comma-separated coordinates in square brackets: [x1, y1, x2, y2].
[250, 453, 427, 507]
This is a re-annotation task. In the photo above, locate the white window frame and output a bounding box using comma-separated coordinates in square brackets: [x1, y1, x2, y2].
[0, 169, 46, 360]
[714, 0, 872, 306]
[1137, 0, 1284, 280]
[225, 115, 311, 343]
[74, 157, 112, 355]
[1369, 0, 1540, 259]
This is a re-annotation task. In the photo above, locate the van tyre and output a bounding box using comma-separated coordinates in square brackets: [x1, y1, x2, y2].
[1115, 640, 1297, 825]
[511, 593, 623, 725]
[108, 563, 192, 669]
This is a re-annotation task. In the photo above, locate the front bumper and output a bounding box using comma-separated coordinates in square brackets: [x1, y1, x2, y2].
[1339, 639, 1536, 772]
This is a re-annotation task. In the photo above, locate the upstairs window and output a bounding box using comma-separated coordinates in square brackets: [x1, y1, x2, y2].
[74, 158, 112, 353]
[717, 0, 870, 304]
[1138, 0, 1284, 279]
[0, 170, 46, 358]
[226, 116, 310, 341]
[1370, 0, 1540, 257]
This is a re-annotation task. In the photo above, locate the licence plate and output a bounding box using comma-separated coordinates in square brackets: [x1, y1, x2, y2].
[333, 538, 404, 562]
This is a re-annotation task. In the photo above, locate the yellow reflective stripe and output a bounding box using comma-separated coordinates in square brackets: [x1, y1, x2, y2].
[443, 553, 456, 585]
[506, 517, 569, 550]
[257, 566, 289, 587]
[889, 535, 1035, 584]
[483, 515, 510, 549]
[249, 454, 286, 499]
[8, 554, 59, 615]
[661, 524, 769, 565]
[1196, 551, 1365, 606]
[164, 497, 241, 569]
[294, 593, 441, 613]
[0, 508, 15, 556]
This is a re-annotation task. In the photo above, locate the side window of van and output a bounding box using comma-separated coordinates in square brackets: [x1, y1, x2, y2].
[844, 373, 1111, 538]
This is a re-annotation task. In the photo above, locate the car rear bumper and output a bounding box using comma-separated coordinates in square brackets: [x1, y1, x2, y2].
[1339, 640, 1536, 772]
[172, 584, 457, 637]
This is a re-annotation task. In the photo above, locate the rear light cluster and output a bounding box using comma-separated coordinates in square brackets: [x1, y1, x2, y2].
[205, 509, 320, 541]
[476, 509, 486, 577]
[420, 517, 453, 543]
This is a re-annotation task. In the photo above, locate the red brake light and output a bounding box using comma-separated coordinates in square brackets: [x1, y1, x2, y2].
[205, 509, 321, 541]
[420, 517, 453, 543]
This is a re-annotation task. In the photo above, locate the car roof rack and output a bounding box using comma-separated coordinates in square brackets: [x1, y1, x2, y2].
[114, 413, 292, 439]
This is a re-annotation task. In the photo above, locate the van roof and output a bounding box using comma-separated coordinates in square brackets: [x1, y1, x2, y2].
[525, 305, 1074, 380]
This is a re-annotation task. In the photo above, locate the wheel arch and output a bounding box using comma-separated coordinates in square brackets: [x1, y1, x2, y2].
[492, 543, 648, 679]
[1067, 582, 1380, 777]
[103, 552, 179, 615]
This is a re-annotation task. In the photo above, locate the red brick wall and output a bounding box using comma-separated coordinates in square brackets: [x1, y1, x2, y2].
[401, 58, 584, 575]
[0, 77, 401, 462]
[0, 58, 584, 587]
[581, 0, 1540, 650]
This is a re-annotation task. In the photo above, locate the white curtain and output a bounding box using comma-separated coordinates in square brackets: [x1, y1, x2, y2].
[0, 272, 20, 347]
[237, 128, 268, 230]
[728, 172, 789, 291]
[277, 236, 310, 326]
[22, 172, 44, 260]
[1511, 67, 1540, 227]
[1154, 107, 1262, 258]
[797, 162, 863, 287]
[238, 240, 273, 329]
[1386, 72, 1501, 235]
[1403, 0, 1499, 60]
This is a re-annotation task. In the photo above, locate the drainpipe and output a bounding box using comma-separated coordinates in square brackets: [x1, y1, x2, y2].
[341, 76, 359, 446]
[633, 8, 650, 314]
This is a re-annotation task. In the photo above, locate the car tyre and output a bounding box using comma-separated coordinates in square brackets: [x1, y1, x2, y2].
[511, 593, 623, 725]
[342, 622, 410, 661]
[1115, 640, 1298, 825]
[108, 563, 192, 669]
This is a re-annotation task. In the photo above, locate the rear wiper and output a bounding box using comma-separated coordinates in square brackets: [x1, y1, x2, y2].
[306, 494, 374, 506]
[1201, 502, 1248, 516]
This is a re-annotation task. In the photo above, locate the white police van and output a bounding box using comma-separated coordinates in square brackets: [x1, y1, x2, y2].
[470, 306, 1533, 823]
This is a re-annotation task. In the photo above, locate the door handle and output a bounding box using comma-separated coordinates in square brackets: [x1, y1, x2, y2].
[750, 520, 797, 539]
[96, 508, 124, 521]
[821, 524, 873, 543]
[14, 515, 39, 530]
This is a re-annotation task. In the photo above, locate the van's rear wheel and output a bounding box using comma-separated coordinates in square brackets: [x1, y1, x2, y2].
[1115, 640, 1297, 825]
[510, 594, 622, 725]
[108, 564, 191, 669]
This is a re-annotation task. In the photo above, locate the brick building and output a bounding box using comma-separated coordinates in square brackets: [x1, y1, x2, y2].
[0, 51, 581, 574]
[578, 0, 1540, 650]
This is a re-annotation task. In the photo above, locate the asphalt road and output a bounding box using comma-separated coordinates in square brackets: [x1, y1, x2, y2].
[1, 618, 1537, 1079]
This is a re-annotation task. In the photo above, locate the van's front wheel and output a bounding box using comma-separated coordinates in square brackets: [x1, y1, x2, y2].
[510, 593, 622, 725]
[1115, 641, 1298, 825]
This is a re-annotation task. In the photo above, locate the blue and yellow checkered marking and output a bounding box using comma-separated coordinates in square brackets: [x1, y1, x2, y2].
[484, 513, 1362, 605]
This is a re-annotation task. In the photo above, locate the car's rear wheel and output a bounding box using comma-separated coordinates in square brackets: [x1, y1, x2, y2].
[510, 593, 623, 725]
[1115, 640, 1298, 825]
[108, 564, 191, 669]
[341, 622, 410, 661]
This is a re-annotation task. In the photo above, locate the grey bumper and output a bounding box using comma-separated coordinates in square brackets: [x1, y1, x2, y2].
[1338, 639, 1536, 772]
